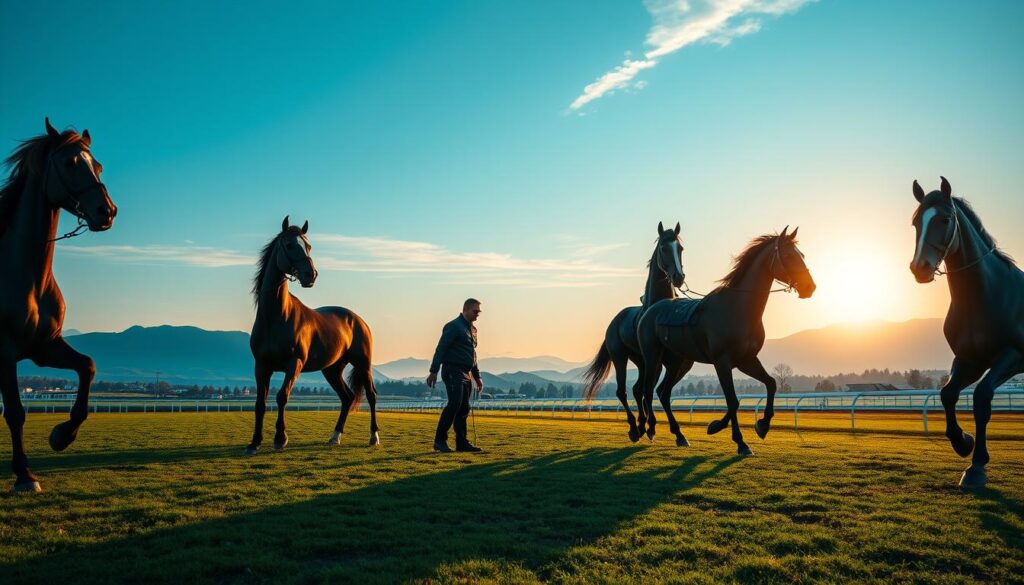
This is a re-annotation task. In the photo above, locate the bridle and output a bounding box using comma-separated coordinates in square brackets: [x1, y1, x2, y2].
[920, 200, 994, 277]
[681, 238, 809, 299]
[44, 143, 105, 243]
[277, 234, 311, 282]
[653, 236, 687, 298]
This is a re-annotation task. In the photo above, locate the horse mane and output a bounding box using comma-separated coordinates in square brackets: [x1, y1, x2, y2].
[713, 233, 786, 291]
[251, 226, 304, 304]
[955, 197, 1016, 267]
[0, 130, 85, 237]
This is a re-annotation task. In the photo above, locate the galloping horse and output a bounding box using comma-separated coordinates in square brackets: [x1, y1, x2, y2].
[910, 177, 1023, 488]
[247, 217, 380, 454]
[582, 222, 685, 442]
[636, 228, 815, 453]
[0, 119, 118, 492]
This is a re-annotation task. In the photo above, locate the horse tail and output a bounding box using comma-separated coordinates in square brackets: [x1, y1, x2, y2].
[346, 366, 368, 413]
[581, 341, 612, 401]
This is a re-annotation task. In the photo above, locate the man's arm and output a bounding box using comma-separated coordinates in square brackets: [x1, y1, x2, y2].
[429, 323, 455, 374]
[471, 365, 483, 390]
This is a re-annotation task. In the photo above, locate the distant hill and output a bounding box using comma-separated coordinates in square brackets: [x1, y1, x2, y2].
[19, 319, 955, 388]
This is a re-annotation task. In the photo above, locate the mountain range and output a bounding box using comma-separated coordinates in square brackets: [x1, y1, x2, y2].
[16, 318, 954, 387]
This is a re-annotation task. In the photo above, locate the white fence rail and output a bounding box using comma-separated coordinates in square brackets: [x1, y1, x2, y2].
[9, 387, 1023, 433]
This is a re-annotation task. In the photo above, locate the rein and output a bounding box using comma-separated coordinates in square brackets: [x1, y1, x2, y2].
[930, 201, 996, 277]
[686, 241, 804, 297]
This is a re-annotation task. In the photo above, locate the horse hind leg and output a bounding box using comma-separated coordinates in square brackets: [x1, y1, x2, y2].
[612, 354, 640, 442]
[736, 357, 777, 440]
[658, 359, 693, 447]
[711, 362, 750, 455]
[31, 338, 95, 452]
[349, 361, 381, 447]
[323, 364, 353, 446]
[1, 361, 40, 492]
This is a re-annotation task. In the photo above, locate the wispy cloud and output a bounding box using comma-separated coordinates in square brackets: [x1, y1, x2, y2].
[59, 235, 640, 288]
[59, 244, 253, 268]
[570, 0, 814, 111]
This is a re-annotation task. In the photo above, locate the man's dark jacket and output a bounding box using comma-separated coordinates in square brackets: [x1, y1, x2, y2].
[429, 315, 480, 379]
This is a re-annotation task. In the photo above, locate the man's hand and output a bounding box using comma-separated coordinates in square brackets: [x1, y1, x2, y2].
[474, 377, 484, 391]
[426, 372, 437, 388]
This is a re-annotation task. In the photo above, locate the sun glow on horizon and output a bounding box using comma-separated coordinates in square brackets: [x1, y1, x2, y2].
[803, 239, 909, 325]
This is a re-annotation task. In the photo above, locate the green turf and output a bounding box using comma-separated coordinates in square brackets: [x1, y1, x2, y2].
[0, 411, 1022, 584]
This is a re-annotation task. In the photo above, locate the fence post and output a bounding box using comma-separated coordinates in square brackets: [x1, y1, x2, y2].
[922, 394, 932, 433]
[850, 393, 863, 430]
[793, 396, 804, 430]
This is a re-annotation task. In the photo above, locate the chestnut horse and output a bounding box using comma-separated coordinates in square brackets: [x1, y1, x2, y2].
[247, 217, 380, 454]
[0, 119, 118, 492]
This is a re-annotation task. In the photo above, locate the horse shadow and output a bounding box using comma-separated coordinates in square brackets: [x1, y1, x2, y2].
[972, 486, 1024, 549]
[1, 448, 741, 584]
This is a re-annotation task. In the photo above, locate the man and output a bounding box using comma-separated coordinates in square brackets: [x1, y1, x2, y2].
[426, 298, 484, 453]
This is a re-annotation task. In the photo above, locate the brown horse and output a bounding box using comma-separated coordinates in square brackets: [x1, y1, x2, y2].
[247, 217, 380, 454]
[581, 222, 685, 442]
[910, 177, 1023, 488]
[0, 119, 118, 492]
[636, 228, 815, 453]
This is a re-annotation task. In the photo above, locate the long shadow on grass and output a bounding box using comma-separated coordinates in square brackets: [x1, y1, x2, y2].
[974, 486, 1024, 550]
[1, 448, 740, 585]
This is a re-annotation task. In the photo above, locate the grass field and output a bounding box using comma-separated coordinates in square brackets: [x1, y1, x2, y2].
[1, 411, 1022, 584]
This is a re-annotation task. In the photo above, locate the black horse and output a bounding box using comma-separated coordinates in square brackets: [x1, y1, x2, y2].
[635, 228, 815, 453]
[910, 177, 1023, 488]
[581, 222, 685, 442]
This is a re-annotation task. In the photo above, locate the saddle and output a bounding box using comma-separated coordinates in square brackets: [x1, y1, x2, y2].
[655, 298, 703, 328]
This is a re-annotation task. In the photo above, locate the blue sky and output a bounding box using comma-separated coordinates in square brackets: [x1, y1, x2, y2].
[3, 0, 1023, 363]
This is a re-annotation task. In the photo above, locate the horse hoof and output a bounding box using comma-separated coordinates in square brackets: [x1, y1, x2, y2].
[14, 480, 42, 494]
[273, 438, 288, 451]
[754, 419, 770, 440]
[327, 433, 342, 447]
[952, 432, 975, 458]
[959, 465, 986, 489]
[48, 422, 78, 452]
[676, 436, 689, 447]
[738, 444, 753, 456]
[628, 428, 641, 443]
[707, 420, 727, 435]
[646, 428, 656, 441]
[368, 432, 381, 447]
[244, 446, 259, 456]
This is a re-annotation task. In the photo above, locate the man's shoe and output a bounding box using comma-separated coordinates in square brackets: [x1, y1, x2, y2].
[456, 442, 483, 453]
[433, 440, 453, 453]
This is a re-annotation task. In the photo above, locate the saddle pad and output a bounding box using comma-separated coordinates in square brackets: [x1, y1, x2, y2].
[655, 299, 703, 328]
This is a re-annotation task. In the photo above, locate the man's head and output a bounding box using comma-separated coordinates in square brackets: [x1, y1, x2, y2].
[462, 298, 482, 322]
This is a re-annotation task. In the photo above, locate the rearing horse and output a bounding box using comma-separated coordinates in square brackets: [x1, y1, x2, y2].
[636, 228, 815, 453]
[0, 119, 118, 492]
[247, 217, 381, 454]
[581, 222, 685, 442]
[910, 177, 1023, 488]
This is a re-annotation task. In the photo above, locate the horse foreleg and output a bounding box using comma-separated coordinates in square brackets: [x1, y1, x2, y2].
[246, 363, 272, 454]
[273, 359, 302, 450]
[1, 360, 39, 492]
[940, 357, 985, 458]
[323, 364, 352, 445]
[737, 357, 777, 440]
[711, 361, 750, 455]
[961, 350, 1023, 489]
[657, 359, 693, 447]
[31, 337, 95, 452]
[363, 368, 381, 447]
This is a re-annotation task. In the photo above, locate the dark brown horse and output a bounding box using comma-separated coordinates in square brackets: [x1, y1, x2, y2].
[0, 119, 118, 492]
[636, 228, 815, 453]
[247, 217, 380, 454]
[910, 177, 1023, 488]
[581, 222, 685, 442]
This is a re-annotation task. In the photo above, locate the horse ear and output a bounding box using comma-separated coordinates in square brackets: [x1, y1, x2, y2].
[301, 220, 309, 235]
[657, 221, 664, 235]
[81, 129, 91, 147]
[940, 176, 952, 198]
[282, 216, 290, 232]
[780, 225, 789, 238]
[45, 117, 59, 138]
[912, 180, 925, 202]
[790, 226, 799, 240]
[674, 222, 681, 235]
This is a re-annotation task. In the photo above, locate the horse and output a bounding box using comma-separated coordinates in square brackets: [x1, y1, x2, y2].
[635, 227, 815, 454]
[0, 118, 118, 492]
[247, 216, 380, 454]
[581, 221, 685, 442]
[909, 177, 1023, 488]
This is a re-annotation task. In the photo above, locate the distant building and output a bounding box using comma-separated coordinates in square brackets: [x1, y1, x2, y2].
[845, 383, 901, 392]
[20, 388, 77, 400]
